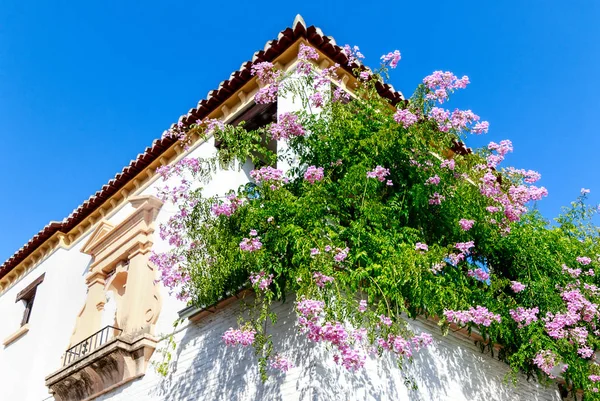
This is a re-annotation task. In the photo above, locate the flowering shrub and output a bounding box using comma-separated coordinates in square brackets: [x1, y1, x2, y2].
[155, 45, 600, 396]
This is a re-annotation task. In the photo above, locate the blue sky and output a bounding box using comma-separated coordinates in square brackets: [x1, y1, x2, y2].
[0, 1, 598, 263]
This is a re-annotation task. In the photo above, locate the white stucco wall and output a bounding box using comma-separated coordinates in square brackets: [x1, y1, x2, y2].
[90, 297, 561, 401]
[0, 74, 563, 401]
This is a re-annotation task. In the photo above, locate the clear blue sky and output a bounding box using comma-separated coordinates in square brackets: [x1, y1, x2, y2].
[1, 1, 598, 263]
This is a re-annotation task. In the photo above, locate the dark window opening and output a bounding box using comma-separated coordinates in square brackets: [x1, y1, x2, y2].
[15, 273, 44, 326]
[215, 101, 278, 167]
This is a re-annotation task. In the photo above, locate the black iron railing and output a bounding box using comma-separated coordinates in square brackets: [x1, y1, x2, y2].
[63, 325, 122, 366]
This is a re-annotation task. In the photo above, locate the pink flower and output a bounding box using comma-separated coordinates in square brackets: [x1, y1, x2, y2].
[240, 235, 263, 252]
[562, 264, 582, 278]
[459, 219, 475, 231]
[310, 92, 324, 108]
[269, 112, 305, 140]
[250, 166, 288, 187]
[471, 121, 489, 134]
[250, 271, 273, 290]
[429, 193, 445, 205]
[394, 109, 418, 128]
[251, 62, 281, 104]
[581, 188, 591, 195]
[380, 50, 401, 68]
[425, 175, 441, 186]
[415, 242, 429, 252]
[509, 307, 538, 328]
[511, 281, 527, 293]
[343, 44, 364, 65]
[576, 256, 592, 265]
[310, 248, 320, 257]
[533, 350, 557, 376]
[313, 272, 334, 288]
[440, 159, 455, 170]
[270, 354, 294, 372]
[359, 300, 367, 313]
[444, 306, 501, 327]
[431, 262, 445, 274]
[455, 241, 475, 255]
[334, 247, 349, 262]
[468, 268, 489, 282]
[304, 166, 324, 184]
[222, 328, 256, 346]
[590, 375, 600, 383]
[379, 315, 393, 327]
[367, 166, 391, 182]
[296, 44, 319, 75]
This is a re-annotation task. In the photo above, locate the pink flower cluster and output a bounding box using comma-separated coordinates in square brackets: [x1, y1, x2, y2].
[359, 300, 368, 312]
[304, 166, 324, 184]
[269, 112, 305, 140]
[543, 288, 598, 346]
[343, 44, 364, 65]
[511, 281, 527, 293]
[505, 167, 541, 184]
[423, 71, 469, 103]
[467, 268, 489, 282]
[440, 159, 455, 170]
[563, 264, 582, 278]
[250, 166, 288, 189]
[415, 242, 429, 252]
[444, 306, 502, 327]
[297, 43, 319, 75]
[394, 108, 418, 128]
[270, 354, 294, 372]
[251, 61, 281, 104]
[222, 328, 256, 347]
[296, 298, 366, 371]
[367, 166, 391, 182]
[478, 148, 548, 223]
[239, 230, 263, 252]
[381, 50, 401, 68]
[431, 262, 445, 274]
[429, 192, 445, 205]
[425, 175, 441, 186]
[250, 271, 273, 290]
[577, 256, 592, 265]
[459, 219, 475, 231]
[150, 252, 190, 300]
[211, 193, 244, 217]
[313, 272, 334, 288]
[427, 106, 488, 135]
[334, 247, 350, 262]
[509, 307, 539, 328]
[533, 350, 557, 377]
[455, 241, 475, 255]
[378, 332, 433, 357]
[486, 140, 513, 168]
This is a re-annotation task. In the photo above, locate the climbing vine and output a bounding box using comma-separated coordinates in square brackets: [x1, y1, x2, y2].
[152, 44, 600, 397]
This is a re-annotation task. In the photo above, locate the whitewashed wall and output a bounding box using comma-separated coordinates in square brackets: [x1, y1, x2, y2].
[91, 297, 562, 401]
[0, 77, 563, 401]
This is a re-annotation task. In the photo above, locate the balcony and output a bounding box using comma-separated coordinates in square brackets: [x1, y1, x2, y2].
[45, 326, 158, 401]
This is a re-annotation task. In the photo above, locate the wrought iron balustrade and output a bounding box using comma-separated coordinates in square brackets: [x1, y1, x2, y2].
[63, 325, 122, 366]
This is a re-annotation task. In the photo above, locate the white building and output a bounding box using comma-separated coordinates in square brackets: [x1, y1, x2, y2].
[0, 15, 564, 401]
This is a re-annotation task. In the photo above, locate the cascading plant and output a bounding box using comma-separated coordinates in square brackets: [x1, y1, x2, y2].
[152, 43, 600, 397]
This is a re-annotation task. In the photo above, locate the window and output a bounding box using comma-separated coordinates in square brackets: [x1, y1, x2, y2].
[15, 273, 44, 326]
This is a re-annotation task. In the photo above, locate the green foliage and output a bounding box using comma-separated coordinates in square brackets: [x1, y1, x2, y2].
[167, 71, 600, 396]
